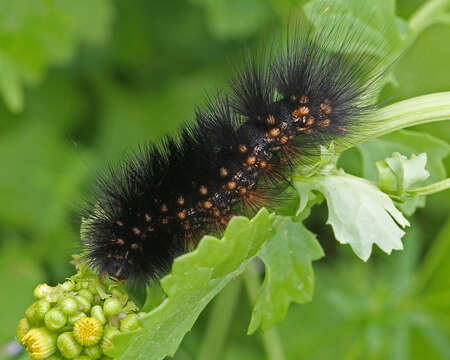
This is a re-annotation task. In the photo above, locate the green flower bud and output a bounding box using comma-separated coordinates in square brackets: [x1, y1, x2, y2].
[35, 300, 51, 321]
[78, 289, 94, 303]
[61, 298, 79, 315]
[74, 356, 91, 360]
[73, 317, 103, 346]
[46, 354, 64, 360]
[61, 281, 75, 292]
[119, 314, 140, 332]
[101, 328, 120, 354]
[84, 344, 102, 359]
[103, 298, 121, 316]
[80, 282, 90, 289]
[88, 282, 98, 295]
[17, 318, 30, 345]
[25, 302, 38, 324]
[68, 312, 87, 325]
[44, 308, 67, 331]
[33, 284, 53, 299]
[76, 296, 92, 313]
[91, 305, 106, 325]
[22, 327, 57, 359]
[57, 332, 82, 359]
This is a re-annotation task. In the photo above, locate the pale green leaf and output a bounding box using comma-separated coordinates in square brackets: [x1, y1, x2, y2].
[107, 209, 275, 360]
[248, 218, 324, 333]
[294, 170, 409, 261]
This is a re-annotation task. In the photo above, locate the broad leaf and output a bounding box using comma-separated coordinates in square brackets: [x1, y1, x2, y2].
[107, 209, 275, 360]
[248, 218, 324, 333]
[294, 170, 409, 261]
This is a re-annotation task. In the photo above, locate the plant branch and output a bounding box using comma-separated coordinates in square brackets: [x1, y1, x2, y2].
[409, 0, 450, 34]
[407, 178, 450, 196]
[198, 278, 242, 360]
[243, 262, 286, 360]
[338, 92, 450, 153]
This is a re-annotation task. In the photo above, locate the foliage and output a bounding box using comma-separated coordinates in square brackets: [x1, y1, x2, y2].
[1, 0, 450, 359]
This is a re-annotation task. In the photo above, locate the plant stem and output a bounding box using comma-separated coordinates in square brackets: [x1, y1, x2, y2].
[198, 278, 242, 360]
[243, 262, 286, 360]
[407, 178, 450, 196]
[412, 218, 450, 295]
[338, 92, 450, 153]
[409, 0, 449, 34]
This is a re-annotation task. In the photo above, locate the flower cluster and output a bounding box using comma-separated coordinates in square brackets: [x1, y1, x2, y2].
[17, 259, 142, 359]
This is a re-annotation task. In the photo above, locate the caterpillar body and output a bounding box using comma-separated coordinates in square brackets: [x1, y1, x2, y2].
[83, 4, 391, 282]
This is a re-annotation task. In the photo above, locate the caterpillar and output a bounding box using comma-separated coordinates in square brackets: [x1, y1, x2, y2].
[82, 2, 392, 282]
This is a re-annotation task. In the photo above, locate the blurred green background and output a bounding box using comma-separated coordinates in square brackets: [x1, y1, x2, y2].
[0, 0, 449, 359]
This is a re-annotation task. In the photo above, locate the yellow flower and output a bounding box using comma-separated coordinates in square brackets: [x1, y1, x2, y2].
[73, 317, 103, 346]
[22, 327, 56, 359]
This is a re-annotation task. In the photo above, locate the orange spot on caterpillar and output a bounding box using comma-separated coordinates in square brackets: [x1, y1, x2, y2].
[177, 196, 185, 206]
[116, 220, 124, 227]
[144, 214, 152, 222]
[238, 186, 247, 195]
[320, 103, 332, 115]
[199, 185, 208, 196]
[132, 227, 141, 235]
[184, 221, 191, 230]
[299, 95, 309, 103]
[226, 180, 237, 190]
[203, 200, 213, 209]
[131, 243, 139, 250]
[161, 217, 169, 224]
[161, 204, 168, 212]
[212, 208, 221, 217]
[293, 106, 310, 119]
[318, 118, 331, 128]
[177, 210, 187, 220]
[266, 115, 276, 125]
[238, 144, 248, 153]
[268, 128, 281, 138]
[246, 155, 257, 166]
[220, 167, 228, 177]
[259, 160, 267, 168]
[290, 95, 297, 102]
[279, 135, 289, 144]
[117, 238, 124, 246]
[305, 115, 315, 126]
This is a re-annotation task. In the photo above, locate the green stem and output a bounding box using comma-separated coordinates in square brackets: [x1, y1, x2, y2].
[412, 218, 450, 295]
[409, 0, 449, 34]
[338, 92, 450, 153]
[407, 178, 450, 196]
[243, 262, 286, 360]
[198, 278, 242, 360]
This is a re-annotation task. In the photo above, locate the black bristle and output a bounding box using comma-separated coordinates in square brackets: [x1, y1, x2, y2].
[82, 5, 392, 282]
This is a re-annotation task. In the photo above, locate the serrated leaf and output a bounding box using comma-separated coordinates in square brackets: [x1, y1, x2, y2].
[294, 170, 409, 261]
[107, 208, 275, 360]
[248, 218, 324, 333]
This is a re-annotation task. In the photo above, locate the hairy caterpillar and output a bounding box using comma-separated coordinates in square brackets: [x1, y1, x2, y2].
[82, 3, 392, 282]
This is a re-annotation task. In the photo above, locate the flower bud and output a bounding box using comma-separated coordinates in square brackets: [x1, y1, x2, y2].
[101, 328, 120, 354]
[25, 303, 38, 324]
[119, 314, 140, 332]
[45, 308, 67, 331]
[74, 356, 91, 360]
[57, 332, 82, 359]
[61, 298, 79, 315]
[33, 284, 53, 299]
[78, 289, 94, 304]
[35, 300, 51, 321]
[16, 318, 30, 345]
[68, 312, 87, 326]
[73, 317, 103, 346]
[103, 298, 121, 316]
[76, 296, 91, 313]
[91, 305, 106, 325]
[84, 344, 103, 359]
[22, 327, 57, 359]
[61, 281, 75, 292]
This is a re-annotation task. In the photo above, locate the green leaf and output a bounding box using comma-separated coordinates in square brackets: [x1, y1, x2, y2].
[107, 208, 275, 360]
[0, 0, 114, 112]
[294, 170, 409, 261]
[304, 0, 401, 60]
[357, 130, 449, 184]
[248, 218, 324, 333]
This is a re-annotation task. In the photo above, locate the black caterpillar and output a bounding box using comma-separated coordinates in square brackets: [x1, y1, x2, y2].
[83, 4, 391, 282]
